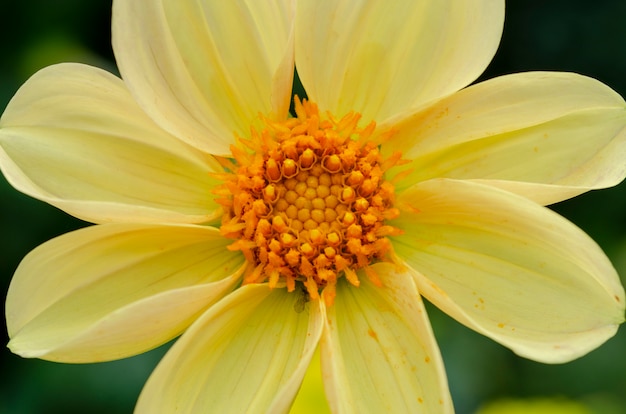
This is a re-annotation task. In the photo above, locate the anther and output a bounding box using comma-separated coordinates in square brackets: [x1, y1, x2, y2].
[272, 216, 288, 232]
[266, 158, 281, 182]
[340, 187, 356, 203]
[327, 232, 341, 246]
[323, 154, 342, 172]
[269, 239, 282, 253]
[300, 242, 315, 257]
[354, 197, 369, 212]
[280, 232, 297, 247]
[252, 199, 269, 216]
[346, 224, 362, 239]
[263, 184, 278, 203]
[300, 148, 316, 169]
[282, 159, 298, 178]
[347, 170, 364, 186]
[342, 212, 356, 226]
[310, 228, 324, 245]
[359, 178, 376, 197]
[324, 246, 336, 258]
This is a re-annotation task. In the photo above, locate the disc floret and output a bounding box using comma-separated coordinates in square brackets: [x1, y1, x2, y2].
[217, 99, 404, 305]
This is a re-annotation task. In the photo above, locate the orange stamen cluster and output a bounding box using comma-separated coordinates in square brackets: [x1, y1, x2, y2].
[216, 99, 404, 305]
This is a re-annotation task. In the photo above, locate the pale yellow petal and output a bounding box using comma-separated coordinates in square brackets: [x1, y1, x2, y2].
[296, 0, 503, 124]
[321, 263, 453, 414]
[6, 223, 244, 362]
[135, 284, 324, 414]
[388, 72, 626, 204]
[392, 179, 625, 363]
[113, 0, 295, 155]
[0, 63, 221, 224]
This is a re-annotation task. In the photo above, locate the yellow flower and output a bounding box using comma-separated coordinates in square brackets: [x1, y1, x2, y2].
[2, 1, 625, 413]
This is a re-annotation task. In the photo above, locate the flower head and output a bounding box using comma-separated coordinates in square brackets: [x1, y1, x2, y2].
[2, 1, 625, 413]
[217, 98, 405, 305]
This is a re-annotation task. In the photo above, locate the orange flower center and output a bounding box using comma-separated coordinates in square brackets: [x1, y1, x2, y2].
[216, 99, 404, 306]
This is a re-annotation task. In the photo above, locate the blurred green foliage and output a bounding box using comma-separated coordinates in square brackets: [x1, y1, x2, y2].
[1, 1, 626, 413]
[476, 396, 593, 414]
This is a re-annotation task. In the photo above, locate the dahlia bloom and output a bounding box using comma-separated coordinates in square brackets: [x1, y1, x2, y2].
[2, 1, 625, 413]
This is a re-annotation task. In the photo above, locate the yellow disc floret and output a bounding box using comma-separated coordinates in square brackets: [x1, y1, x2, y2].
[216, 98, 404, 306]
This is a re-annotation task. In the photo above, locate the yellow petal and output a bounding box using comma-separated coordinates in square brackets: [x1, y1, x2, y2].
[135, 284, 324, 414]
[296, 0, 503, 124]
[0, 63, 221, 224]
[321, 263, 453, 413]
[113, 0, 295, 155]
[388, 72, 626, 204]
[392, 179, 625, 363]
[6, 223, 244, 362]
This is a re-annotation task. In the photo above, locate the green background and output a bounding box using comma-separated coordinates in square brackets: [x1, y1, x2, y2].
[1, 1, 626, 413]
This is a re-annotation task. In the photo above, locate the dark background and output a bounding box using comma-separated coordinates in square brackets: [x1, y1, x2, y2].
[1, 1, 625, 413]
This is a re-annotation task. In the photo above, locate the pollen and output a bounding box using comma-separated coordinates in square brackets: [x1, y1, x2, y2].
[217, 98, 404, 306]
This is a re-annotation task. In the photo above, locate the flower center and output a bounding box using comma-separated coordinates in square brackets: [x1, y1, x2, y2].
[217, 99, 404, 305]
